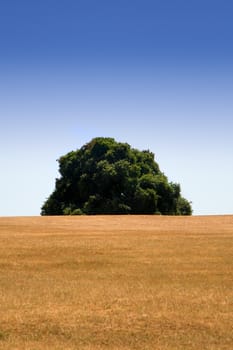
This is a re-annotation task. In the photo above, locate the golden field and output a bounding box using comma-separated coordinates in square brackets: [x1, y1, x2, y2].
[0, 215, 232, 349]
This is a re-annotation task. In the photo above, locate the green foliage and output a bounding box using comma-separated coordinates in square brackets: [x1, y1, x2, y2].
[41, 137, 192, 215]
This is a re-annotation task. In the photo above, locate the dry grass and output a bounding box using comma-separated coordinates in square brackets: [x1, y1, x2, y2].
[0, 215, 232, 349]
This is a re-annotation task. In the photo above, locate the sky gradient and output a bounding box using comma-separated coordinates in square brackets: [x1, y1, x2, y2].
[1, 0, 233, 216]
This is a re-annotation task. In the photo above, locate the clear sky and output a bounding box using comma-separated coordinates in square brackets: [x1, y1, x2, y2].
[0, 0, 232, 216]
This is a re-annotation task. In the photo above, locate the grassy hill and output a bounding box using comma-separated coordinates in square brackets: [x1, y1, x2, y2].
[0, 215, 232, 349]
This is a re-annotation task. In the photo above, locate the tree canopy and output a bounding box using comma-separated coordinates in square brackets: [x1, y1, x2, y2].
[41, 137, 192, 215]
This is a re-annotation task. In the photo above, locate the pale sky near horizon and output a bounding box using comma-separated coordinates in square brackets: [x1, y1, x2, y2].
[0, 0, 233, 216]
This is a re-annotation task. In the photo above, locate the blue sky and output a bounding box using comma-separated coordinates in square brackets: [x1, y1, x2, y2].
[0, 0, 232, 216]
